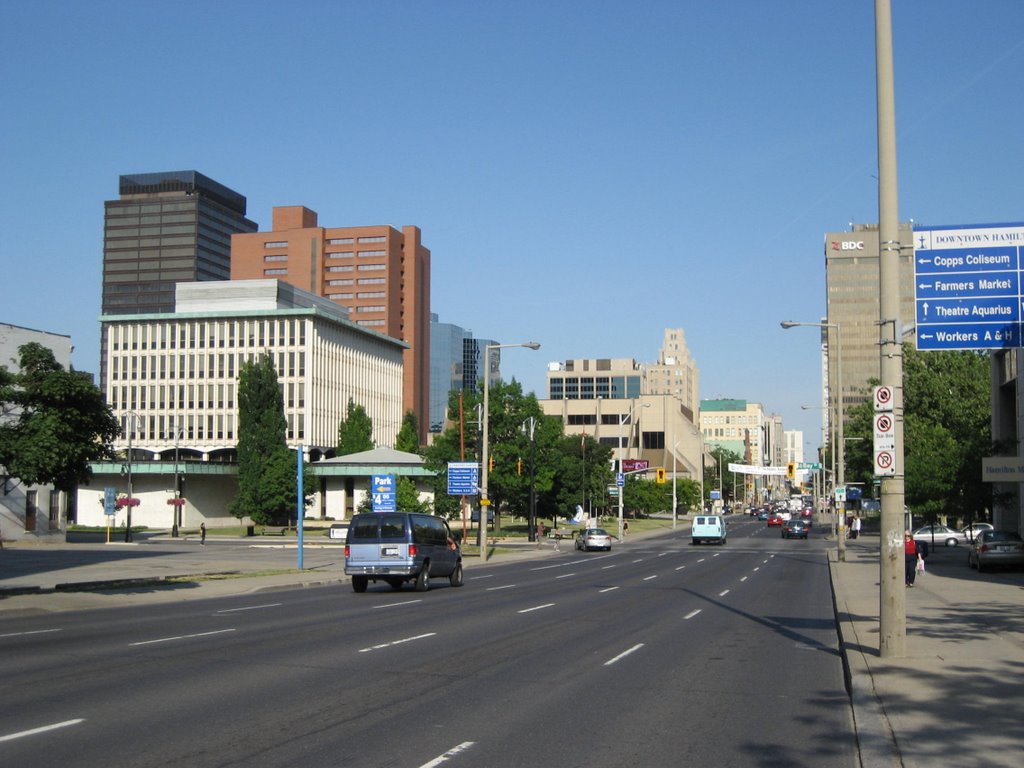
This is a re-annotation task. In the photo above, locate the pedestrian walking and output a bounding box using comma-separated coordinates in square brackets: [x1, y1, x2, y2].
[200, 522, 206, 545]
[851, 515, 862, 540]
[623, 520, 629, 536]
[904, 530, 923, 586]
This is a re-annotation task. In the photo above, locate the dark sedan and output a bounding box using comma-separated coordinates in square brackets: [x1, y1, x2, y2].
[782, 519, 810, 539]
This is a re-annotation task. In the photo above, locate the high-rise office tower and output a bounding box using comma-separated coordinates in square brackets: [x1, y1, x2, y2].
[230, 206, 431, 443]
[100, 171, 257, 389]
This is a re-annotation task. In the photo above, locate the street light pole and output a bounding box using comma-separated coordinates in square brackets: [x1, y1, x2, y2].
[479, 341, 541, 561]
[783, 320, 847, 560]
[616, 401, 648, 541]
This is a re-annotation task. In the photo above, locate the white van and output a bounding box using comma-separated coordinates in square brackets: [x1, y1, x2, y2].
[691, 514, 727, 545]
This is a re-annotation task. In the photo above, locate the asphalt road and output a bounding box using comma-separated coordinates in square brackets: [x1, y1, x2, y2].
[1, 517, 858, 768]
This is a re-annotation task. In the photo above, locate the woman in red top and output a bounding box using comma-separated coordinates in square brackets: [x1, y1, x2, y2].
[904, 531, 923, 586]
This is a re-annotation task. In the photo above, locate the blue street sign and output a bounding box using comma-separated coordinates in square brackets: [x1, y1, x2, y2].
[447, 462, 480, 496]
[914, 224, 1024, 351]
[372, 474, 396, 512]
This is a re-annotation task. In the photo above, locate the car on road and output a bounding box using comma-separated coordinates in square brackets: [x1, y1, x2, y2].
[576, 528, 613, 552]
[767, 513, 784, 527]
[691, 514, 727, 545]
[960, 522, 994, 542]
[967, 530, 1024, 572]
[782, 519, 810, 539]
[345, 512, 463, 592]
[758, 509, 770, 521]
[912, 524, 966, 548]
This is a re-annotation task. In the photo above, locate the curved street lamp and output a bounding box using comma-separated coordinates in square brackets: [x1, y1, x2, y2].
[782, 320, 846, 560]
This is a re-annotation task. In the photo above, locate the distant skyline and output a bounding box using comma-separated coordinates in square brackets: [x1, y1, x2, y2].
[2, 1, 1022, 450]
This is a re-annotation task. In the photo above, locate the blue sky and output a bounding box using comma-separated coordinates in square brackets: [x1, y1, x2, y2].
[2, 1, 1022, 449]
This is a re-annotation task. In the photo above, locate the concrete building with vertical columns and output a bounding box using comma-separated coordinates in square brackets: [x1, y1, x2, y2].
[230, 206, 431, 442]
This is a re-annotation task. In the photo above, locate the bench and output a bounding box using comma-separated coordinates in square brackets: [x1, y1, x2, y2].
[551, 528, 577, 541]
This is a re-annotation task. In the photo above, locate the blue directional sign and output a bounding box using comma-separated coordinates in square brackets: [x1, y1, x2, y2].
[447, 462, 480, 496]
[914, 223, 1024, 350]
[372, 474, 396, 512]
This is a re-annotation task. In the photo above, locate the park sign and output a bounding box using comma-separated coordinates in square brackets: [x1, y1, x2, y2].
[914, 222, 1024, 350]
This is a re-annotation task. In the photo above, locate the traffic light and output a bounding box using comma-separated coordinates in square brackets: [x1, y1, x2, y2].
[786, 462, 795, 480]
[656, 467, 667, 484]
[517, 458, 523, 476]
[489, 456, 495, 471]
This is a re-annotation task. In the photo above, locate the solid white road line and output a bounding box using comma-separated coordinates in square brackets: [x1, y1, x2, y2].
[419, 741, 476, 767]
[372, 599, 422, 609]
[599, 586, 620, 593]
[684, 609, 702, 620]
[130, 629, 236, 646]
[215, 603, 282, 614]
[0, 719, 85, 743]
[0, 628, 63, 639]
[358, 633, 437, 653]
[518, 603, 556, 614]
[604, 643, 644, 666]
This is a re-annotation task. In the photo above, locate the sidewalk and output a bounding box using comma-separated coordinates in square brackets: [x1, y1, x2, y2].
[3, 528, 1023, 766]
[831, 534, 1024, 768]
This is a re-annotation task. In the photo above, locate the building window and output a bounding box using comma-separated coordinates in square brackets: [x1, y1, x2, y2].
[357, 263, 385, 272]
[327, 237, 353, 245]
[327, 251, 353, 258]
[264, 241, 288, 248]
[264, 268, 287, 276]
[357, 277, 386, 285]
[327, 279, 353, 286]
[327, 265, 354, 272]
[358, 249, 385, 257]
[357, 236, 385, 243]
[327, 293, 353, 299]
[357, 291, 385, 298]
[356, 305, 385, 313]
[264, 254, 287, 262]
[358, 319, 386, 327]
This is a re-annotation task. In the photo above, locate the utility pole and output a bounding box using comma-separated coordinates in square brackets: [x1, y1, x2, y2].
[876, 0, 906, 657]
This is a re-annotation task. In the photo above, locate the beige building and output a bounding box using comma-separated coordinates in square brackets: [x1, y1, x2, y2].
[540, 330, 705, 507]
[78, 279, 408, 530]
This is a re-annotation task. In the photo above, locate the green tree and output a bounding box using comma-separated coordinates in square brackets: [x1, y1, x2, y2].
[843, 345, 991, 522]
[0, 343, 120, 491]
[231, 354, 310, 525]
[395, 410, 420, 453]
[547, 432, 614, 525]
[423, 383, 563, 525]
[337, 398, 374, 455]
[704, 445, 743, 505]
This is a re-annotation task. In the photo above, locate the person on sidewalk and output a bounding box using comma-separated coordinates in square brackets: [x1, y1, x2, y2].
[200, 522, 207, 545]
[904, 530, 923, 586]
[850, 515, 862, 540]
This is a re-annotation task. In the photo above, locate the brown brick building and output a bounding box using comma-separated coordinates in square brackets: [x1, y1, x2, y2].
[230, 206, 431, 443]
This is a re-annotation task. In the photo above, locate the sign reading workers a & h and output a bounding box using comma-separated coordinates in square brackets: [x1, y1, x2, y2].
[914, 222, 1024, 350]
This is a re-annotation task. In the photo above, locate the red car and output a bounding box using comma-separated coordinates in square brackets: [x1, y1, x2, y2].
[767, 513, 784, 527]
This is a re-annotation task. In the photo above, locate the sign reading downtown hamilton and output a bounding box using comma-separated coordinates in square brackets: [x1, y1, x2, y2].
[914, 222, 1024, 351]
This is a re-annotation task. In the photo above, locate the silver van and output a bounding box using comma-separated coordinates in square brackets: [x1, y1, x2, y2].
[344, 512, 463, 592]
[691, 514, 727, 545]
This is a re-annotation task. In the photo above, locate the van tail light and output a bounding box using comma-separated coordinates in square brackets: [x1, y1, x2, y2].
[344, 545, 350, 557]
[409, 544, 418, 557]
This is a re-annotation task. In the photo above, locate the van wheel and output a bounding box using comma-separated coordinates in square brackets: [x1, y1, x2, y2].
[449, 562, 464, 587]
[415, 565, 430, 592]
[352, 575, 368, 593]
